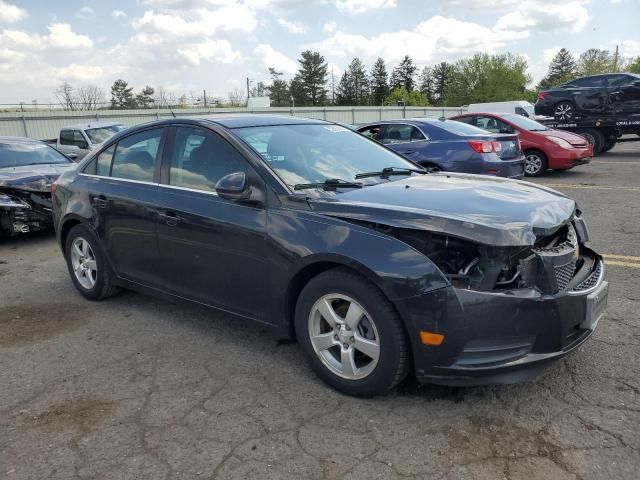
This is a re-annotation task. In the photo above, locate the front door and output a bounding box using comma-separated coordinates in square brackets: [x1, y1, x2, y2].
[155, 126, 269, 321]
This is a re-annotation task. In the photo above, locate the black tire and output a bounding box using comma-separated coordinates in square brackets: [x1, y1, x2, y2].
[524, 149, 549, 177]
[553, 101, 576, 120]
[295, 267, 410, 397]
[579, 128, 605, 155]
[601, 141, 615, 153]
[65, 224, 119, 300]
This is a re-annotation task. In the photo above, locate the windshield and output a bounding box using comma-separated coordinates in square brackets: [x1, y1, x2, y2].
[433, 120, 492, 135]
[502, 114, 548, 131]
[234, 124, 420, 189]
[0, 141, 71, 167]
[85, 124, 127, 144]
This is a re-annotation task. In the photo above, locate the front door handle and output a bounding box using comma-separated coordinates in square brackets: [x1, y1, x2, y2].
[159, 211, 181, 227]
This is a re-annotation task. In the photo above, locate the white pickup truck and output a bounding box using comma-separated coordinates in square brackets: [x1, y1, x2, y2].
[48, 122, 127, 161]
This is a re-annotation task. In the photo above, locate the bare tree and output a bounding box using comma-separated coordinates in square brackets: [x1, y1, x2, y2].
[76, 85, 105, 110]
[228, 88, 246, 107]
[55, 82, 76, 111]
[154, 86, 169, 108]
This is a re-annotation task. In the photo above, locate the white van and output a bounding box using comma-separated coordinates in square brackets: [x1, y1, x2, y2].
[467, 101, 535, 118]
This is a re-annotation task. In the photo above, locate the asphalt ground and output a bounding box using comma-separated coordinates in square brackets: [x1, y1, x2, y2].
[1, 141, 639, 480]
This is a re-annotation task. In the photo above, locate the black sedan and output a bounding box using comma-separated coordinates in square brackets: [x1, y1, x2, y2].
[1, 136, 76, 236]
[52, 115, 608, 397]
[535, 73, 640, 119]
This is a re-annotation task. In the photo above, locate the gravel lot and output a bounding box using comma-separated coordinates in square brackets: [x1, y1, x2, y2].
[1, 142, 639, 480]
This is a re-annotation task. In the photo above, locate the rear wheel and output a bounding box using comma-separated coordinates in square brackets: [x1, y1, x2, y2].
[65, 224, 119, 300]
[601, 141, 615, 153]
[579, 129, 605, 155]
[553, 101, 576, 120]
[295, 268, 410, 397]
[524, 150, 548, 177]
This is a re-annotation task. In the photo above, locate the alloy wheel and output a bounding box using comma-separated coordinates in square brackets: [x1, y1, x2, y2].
[525, 154, 543, 175]
[70, 237, 98, 290]
[554, 103, 573, 120]
[308, 294, 380, 380]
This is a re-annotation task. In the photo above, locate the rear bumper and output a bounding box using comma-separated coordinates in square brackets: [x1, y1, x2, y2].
[482, 154, 525, 179]
[394, 254, 607, 386]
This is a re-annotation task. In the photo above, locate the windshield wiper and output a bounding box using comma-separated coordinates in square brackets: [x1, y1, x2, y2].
[293, 178, 364, 191]
[354, 166, 428, 180]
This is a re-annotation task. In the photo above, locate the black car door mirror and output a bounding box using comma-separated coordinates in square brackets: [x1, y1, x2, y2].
[215, 171, 251, 200]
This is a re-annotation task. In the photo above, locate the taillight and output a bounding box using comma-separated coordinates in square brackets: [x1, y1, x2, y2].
[491, 141, 502, 152]
[468, 141, 494, 153]
[537, 92, 547, 100]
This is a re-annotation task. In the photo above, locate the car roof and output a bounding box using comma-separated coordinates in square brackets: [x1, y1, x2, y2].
[63, 121, 126, 129]
[0, 136, 46, 145]
[200, 114, 328, 128]
[361, 118, 448, 127]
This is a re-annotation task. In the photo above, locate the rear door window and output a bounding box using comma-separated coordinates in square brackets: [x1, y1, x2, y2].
[380, 124, 426, 144]
[97, 145, 115, 176]
[110, 128, 163, 182]
[475, 116, 514, 134]
[358, 125, 383, 141]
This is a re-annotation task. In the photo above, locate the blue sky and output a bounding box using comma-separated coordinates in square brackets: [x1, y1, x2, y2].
[1, 0, 639, 104]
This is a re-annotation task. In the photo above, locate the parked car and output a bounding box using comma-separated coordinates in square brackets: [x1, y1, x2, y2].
[357, 118, 525, 178]
[0, 137, 76, 236]
[451, 112, 593, 176]
[52, 115, 607, 397]
[467, 101, 535, 118]
[48, 122, 128, 161]
[535, 73, 640, 120]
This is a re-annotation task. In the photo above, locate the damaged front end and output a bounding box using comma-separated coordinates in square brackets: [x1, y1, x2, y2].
[0, 190, 53, 236]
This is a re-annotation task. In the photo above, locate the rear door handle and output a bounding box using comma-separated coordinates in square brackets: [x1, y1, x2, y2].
[95, 195, 108, 209]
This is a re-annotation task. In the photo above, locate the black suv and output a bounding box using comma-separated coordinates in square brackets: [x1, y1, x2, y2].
[535, 73, 640, 119]
[52, 115, 608, 397]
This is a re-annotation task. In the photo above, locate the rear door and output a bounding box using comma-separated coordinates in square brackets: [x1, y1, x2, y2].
[566, 76, 608, 114]
[379, 123, 429, 163]
[155, 125, 270, 320]
[608, 74, 640, 114]
[85, 127, 165, 286]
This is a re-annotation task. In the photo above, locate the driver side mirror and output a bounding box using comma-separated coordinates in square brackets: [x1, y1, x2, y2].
[215, 171, 252, 200]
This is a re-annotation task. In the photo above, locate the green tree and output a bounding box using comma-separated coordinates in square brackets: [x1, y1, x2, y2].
[294, 50, 328, 106]
[135, 85, 155, 108]
[385, 86, 428, 106]
[418, 66, 435, 104]
[430, 62, 454, 106]
[110, 79, 136, 109]
[369, 57, 389, 106]
[390, 55, 417, 92]
[265, 68, 290, 107]
[577, 48, 615, 76]
[336, 58, 369, 106]
[445, 53, 531, 106]
[289, 75, 306, 107]
[628, 57, 640, 74]
[537, 48, 577, 89]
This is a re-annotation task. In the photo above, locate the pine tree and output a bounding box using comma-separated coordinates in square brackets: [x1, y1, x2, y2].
[110, 79, 136, 109]
[295, 50, 328, 106]
[266, 68, 290, 107]
[135, 85, 155, 108]
[390, 55, 417, 92]
[430, 62, 453, 106]
[537, 48, 577, 89]
[369, 58, 389, 106]
[336, 71, 354, 106]
[418, 66, 435, 105]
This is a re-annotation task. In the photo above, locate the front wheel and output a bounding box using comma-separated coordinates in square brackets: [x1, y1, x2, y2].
[295, 268, 410, 397]
[524, 150, 548, 177]
[65, 224, 119, 300]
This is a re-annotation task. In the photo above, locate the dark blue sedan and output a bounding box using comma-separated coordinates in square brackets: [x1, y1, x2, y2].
[357, 118, 525, 178]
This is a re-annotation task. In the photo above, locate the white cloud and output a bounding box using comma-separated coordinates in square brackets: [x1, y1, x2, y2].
[254, 43, 298, 74]
[323, 21, 337, 33]
[0, 23, 93, 52]
[495, 1, 589, 33]
[112, 10, 127, 21]
[614, 39, 640, 57]
[177, 38, 240, 64]
[332, 0, 397, 14]
[0, 0, 25, 24]
[308, 16, 528, 66]
[277, 18, 307, 34]
[76, 6, 96, 20]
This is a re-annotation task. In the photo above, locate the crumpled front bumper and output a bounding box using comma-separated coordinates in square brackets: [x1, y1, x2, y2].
[395, 254, 607, 386]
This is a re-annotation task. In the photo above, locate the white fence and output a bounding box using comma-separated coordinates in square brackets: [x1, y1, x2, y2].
[0, 106, 467, 140]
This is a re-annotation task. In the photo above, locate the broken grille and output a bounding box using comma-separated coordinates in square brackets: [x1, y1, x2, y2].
[571, 260, 603, 293]
[554, 261, 576, 291]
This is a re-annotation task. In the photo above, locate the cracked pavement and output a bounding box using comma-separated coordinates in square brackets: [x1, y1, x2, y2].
[1, 143, 639, 479]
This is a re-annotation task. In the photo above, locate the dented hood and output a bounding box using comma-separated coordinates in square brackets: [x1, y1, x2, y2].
[309, 173, 576, 246]
[0, 163, 76, 192]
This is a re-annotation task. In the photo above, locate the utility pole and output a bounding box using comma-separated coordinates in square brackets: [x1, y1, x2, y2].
[613, 45, 619, 71]
[203, 89, 207, 108]
[246, 78, 251, 101]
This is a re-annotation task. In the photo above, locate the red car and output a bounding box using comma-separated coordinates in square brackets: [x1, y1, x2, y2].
[451, 112, 593, 176]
